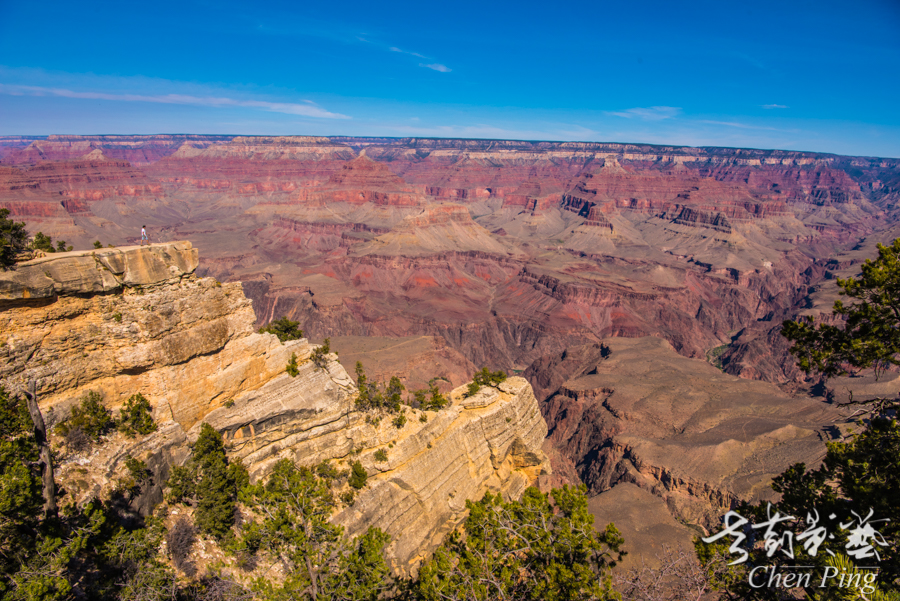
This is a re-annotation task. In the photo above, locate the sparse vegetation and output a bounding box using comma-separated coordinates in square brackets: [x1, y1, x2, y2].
[355, 362, 409, 413]
[236, 459, 391, 599]
[374, 448, 388, 462]
[117, 455, 153, 497]
[28, 231, 73, 254]
[258, 316, 304, 342]
[392, 412, 407, 429]
[0, 208, 28, 270]
[464, 366, 507, 397]
[285, 352, 299, 377]
[706, 344, 727, 370]
[310, 337, 331, 369]
[55, 390, 114, 446]
[93, 240, 103, 249]
[118, 392, 157, 437]
[349, 460, 368, 489]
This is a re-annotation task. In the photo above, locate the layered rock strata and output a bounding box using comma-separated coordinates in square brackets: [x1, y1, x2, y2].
[529, 337, 843, 529]
[0, 243, 549, 573]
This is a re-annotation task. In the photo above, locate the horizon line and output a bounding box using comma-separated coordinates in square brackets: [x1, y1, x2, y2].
[1, 133, 897, 160]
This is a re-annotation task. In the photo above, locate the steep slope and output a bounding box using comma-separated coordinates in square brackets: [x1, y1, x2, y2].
[528, 337, 845, 530]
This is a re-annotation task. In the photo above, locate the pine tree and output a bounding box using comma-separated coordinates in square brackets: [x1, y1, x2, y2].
[192, 424, 237, 540]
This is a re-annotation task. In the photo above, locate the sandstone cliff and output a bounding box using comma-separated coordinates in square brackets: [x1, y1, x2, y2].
[0, 243, 549, 573]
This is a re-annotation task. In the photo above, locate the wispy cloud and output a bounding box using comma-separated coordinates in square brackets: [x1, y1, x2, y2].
[390, 46, 426, 59]
[359, 40, 451, 71]
[419, 63, 451, 73]
[761, 104, 788, 109]
[699, 119, 790, 132]
[607, 106, 681, 121]
[0, 83, 350, 119]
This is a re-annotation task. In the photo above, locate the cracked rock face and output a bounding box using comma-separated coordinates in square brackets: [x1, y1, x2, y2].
[1, 242, 549, 574]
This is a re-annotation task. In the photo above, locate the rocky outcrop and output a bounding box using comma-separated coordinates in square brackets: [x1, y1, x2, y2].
[0, 242, 198, 301]
[208, 373, 548, 570]
[0, 243, 549, 574]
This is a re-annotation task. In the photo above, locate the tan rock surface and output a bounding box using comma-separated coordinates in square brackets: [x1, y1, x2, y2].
[1, 243, 549, 574]
[0, 241, 198, 300]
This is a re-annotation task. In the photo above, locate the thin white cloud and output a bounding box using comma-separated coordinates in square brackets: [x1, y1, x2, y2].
[607, 106, 681, 121]
[761, 104, 789, 109]
[389, 46, 426, 59]
[699, 119, 790, 132]
[0, 83, 350, 119]
[420, 63, 451, 73]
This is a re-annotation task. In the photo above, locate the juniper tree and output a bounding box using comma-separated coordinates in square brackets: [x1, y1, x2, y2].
[258, 317, 304, 343]
[238, 459, 390, 600]
[698, 239, 900, 598]
[415, 485, 624, 601]
[0, 209, 28, 270]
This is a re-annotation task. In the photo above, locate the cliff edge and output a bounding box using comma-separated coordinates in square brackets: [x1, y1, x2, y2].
[0, 242, 549, 573]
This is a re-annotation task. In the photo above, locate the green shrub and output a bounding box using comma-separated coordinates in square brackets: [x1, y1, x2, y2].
[223, 399, 235, 408]
[286, 352, 299, 377]
[355, 363, 405, 412]
[421, 384, 448, 411]
[118, 393, 157, 437]
[465, 367, 508, 397]
[166, 465, 196, 503]
[374, 449, 388, 462]
[415, 486, 624, 601]
[258, 316, 304, 343]
[315, 460, 340, 481]
[237, 460, 390, 599]
[310, 338, 331, 369]
[349, 461, 368, 489]
[93, 240, 103, 249]
[29, 231, 55, 253]
[0, 208, 28, 270]
[392, 412, 407, 429]
[119, 455, 152, 495]
[56, 391, 114, 443]
[112, 312, 122, 322]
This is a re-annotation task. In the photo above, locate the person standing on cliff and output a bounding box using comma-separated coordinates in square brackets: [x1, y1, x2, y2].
[140, 225, 148, 246]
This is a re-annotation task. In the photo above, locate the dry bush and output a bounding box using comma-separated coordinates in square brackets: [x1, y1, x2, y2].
[193, 576, 255, 601]
[166, 517, 197, 577]
[614, 544, 726, 601]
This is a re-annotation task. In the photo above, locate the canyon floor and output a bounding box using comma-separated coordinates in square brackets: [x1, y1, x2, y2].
[3, 134, 900, 567]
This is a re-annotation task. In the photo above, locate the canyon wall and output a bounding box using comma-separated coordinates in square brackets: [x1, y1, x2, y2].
[0, 243, 549, 573]
[4, 135, 896, 385]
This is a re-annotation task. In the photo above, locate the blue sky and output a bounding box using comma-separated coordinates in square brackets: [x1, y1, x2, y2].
[1, 0, 899, 156]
